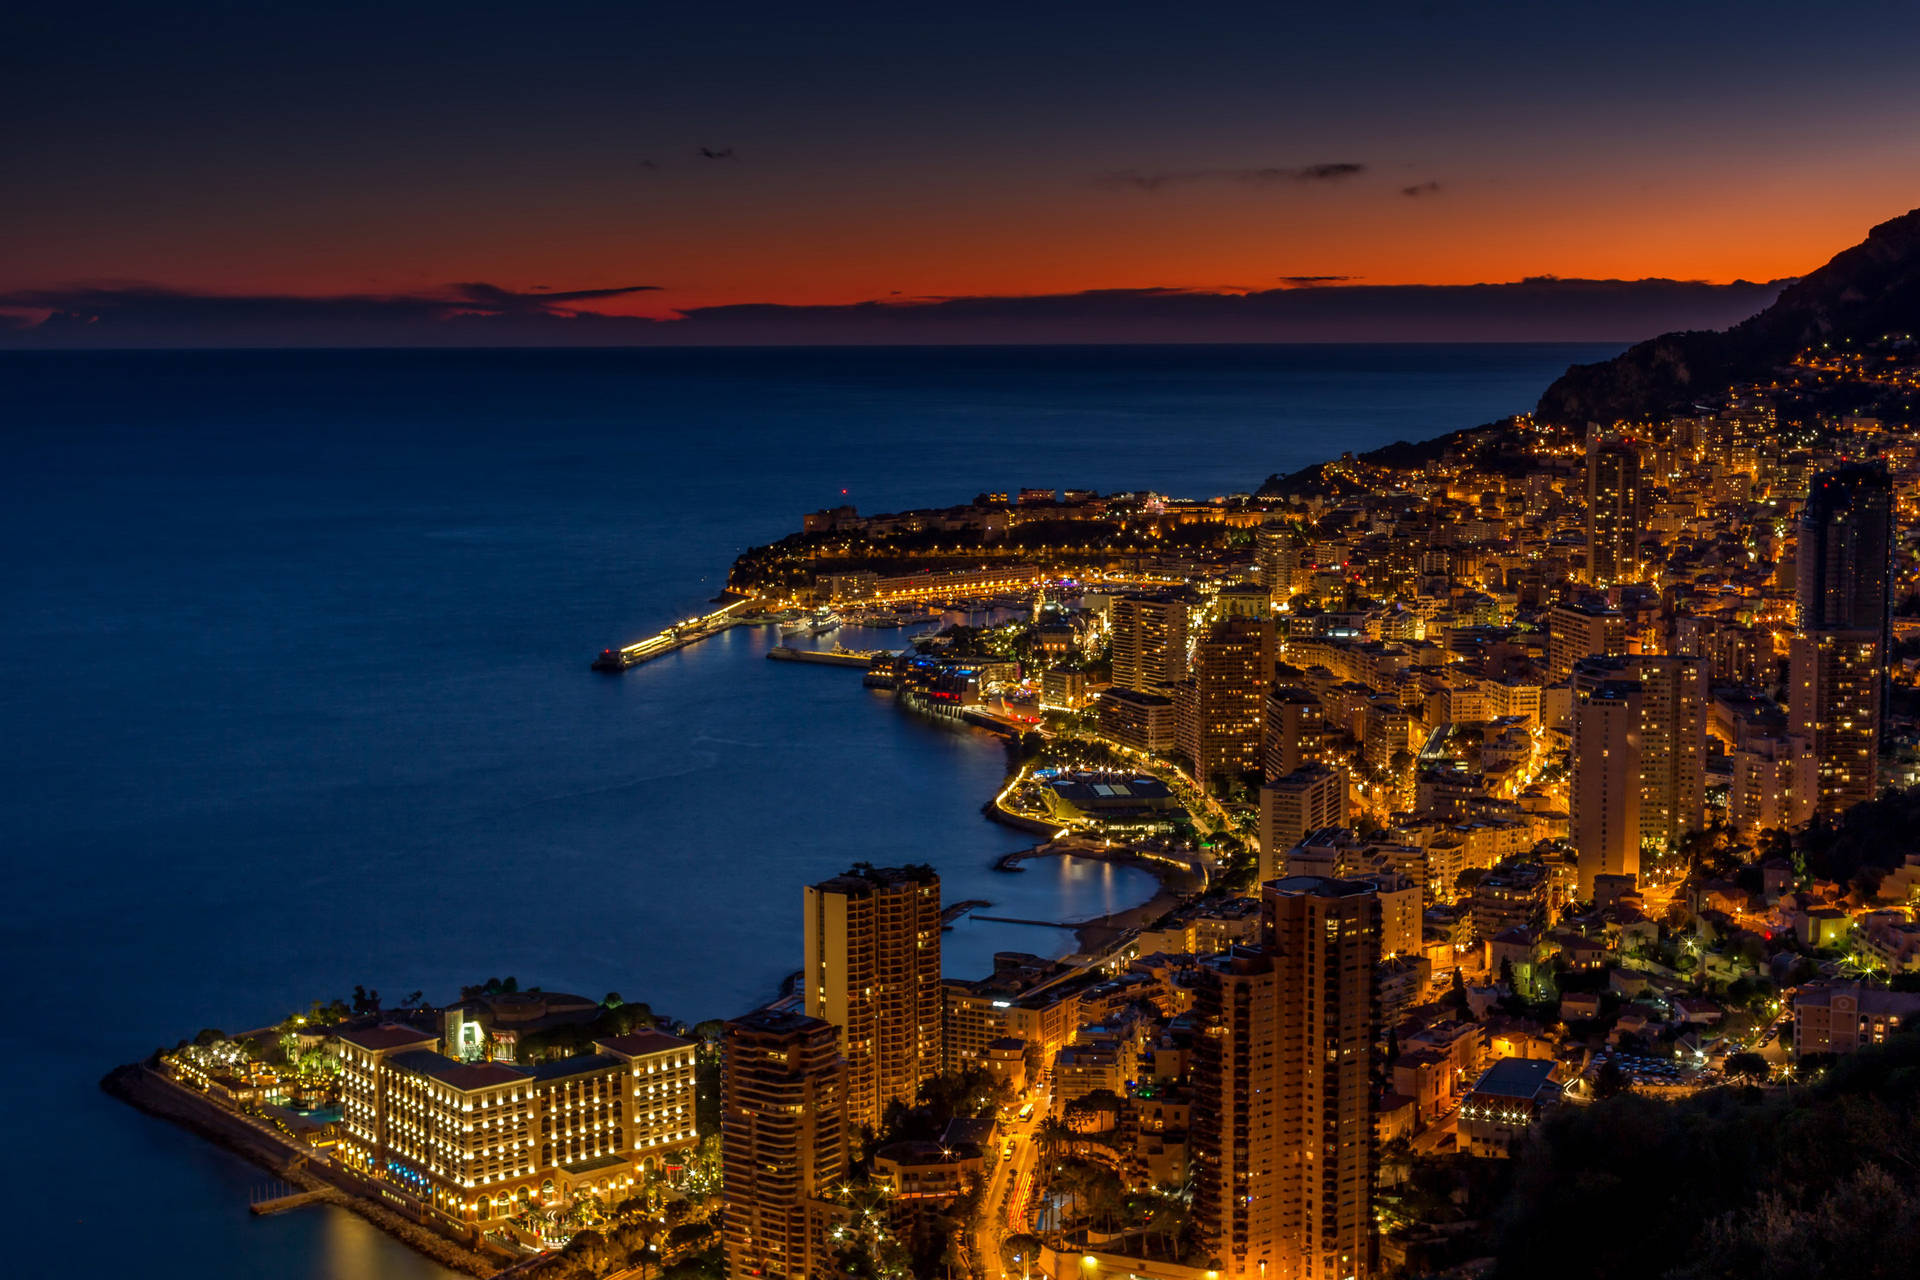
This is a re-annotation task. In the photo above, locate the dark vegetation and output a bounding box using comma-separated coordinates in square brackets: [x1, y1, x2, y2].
[1493, 1026, 1920, 1280]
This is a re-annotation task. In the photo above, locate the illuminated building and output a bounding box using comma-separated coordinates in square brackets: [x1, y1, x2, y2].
[1790, 463, 1892, 816]
[1573, 654, 1708, 862]
[804, 865, 943, 1136]
[332, 1022, 697, 1223]
[1258, 763, 1345, 881]
[1178, 616, 1274, 789]
[1547, 601, 1627, 683]
[1351, 868, 1421, 958]
[1468, 858, 1550, 942]
[1789, 632, 1882, 816]
[1797, 462, 1893, 637]
[1263, 686, 1326, 780]
[1792, 981, 1920, 1055]
[1110, 594, 1190, 693]
[1217, 582, 1272, 619]
[1038, 667, 1090, 710]
[1586, 440, 1642, 585]
[1572, 679, 1641, 899]
[1729, 732, 1799, 833]
[1362, 697, 1416, 808]
[1096, 686, 1178, 755]
[1459, 1058, 1559, 1158]
[721, 1010, 849, 1280]
[942, 968, 1085, 1073]
[1192, 877, 1380, 1280]
[1256, 522, 1306, 605]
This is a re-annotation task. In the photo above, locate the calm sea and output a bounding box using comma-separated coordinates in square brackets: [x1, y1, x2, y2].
[0, 343, 1614, 1276]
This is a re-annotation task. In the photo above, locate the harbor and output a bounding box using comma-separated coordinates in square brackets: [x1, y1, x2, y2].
[589, 598, 755, 671]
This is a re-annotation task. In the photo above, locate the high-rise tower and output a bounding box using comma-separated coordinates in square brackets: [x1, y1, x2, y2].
[721, 1010, 848, 1280]
[1571, 654, 1707, 889]
[803, 865, 943, 1135]
[1586, 440, 1642, 585]
[1111, 594, 1191, 693]
[1791, 463, 1892, 816]
[1179, 615, 1275, 789]
[1192, 877, 1380, 1280]
[1571, 678, 1643, 899]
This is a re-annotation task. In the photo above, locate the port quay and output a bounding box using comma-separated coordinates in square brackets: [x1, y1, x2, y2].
[590, 563, 1188, 672]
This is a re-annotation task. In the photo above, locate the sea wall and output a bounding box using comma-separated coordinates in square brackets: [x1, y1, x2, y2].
[102, 1062, 503, 1277]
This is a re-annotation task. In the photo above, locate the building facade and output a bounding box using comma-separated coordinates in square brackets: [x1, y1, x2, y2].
[333, 1023, 697, 1225]
[1192, 877, 1381, 1280]
[1178, 616, 1274, 789]
[1586, 440, 1643, 585]
[1111, 595, 1191, 693]
[1791, 462, 1892, 816]
[1572, 678, 1641, 898]
[804, 864, 943, 1136]
[721, 1010, 850, 1280]
[1259, 763, 1346, 881]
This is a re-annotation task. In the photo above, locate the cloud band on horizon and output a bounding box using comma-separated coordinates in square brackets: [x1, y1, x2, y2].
[0, 276, 1790, 348]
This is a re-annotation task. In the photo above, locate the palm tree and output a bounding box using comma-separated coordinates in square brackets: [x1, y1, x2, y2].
[1035, 1115, 1072, 1161]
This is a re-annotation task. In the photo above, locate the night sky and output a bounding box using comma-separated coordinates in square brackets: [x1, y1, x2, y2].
[4, 1, 1918, 343]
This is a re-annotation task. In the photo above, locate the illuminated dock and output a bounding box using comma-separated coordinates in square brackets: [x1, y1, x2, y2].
[591, 598, 756, 672]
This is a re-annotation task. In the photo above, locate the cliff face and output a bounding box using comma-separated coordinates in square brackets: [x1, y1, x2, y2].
[1537, 207, 1920, 424]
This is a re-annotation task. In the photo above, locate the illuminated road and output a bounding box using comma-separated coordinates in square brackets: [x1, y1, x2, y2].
[976, 1087, 1048, 1278]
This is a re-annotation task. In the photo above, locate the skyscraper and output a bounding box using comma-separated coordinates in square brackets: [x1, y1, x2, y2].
[1791, 463, 1892, 816]
[1256, 522, 1305, 606]
[1263, 686, 1325, 781]
[1258, 763, 1345, 881]
[1178, 615, 1274, 789]
[1586, 440, 1642, 585]
[1193, 877, 1380, 1280]
[1547, 600, 1627, 683]
[803, 864, 943, 1135]
[1797, 462, 1893, 635]
[1111, 594, 1191, 693]
[1571, 654, 1707, 873]
[721, 1009, 849, 1280]
[1572, 678, 1642, 899]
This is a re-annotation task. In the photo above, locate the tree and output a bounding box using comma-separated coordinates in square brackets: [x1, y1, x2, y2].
[1035, 1115, 1072, 1161]
[1003, 1232, 1045, 1275]
[1497, 1025, 1920, 1280]
[1724, 1052, 1769, 1083]
[1592, 1058, 1627, 1099]
[1447, 967, 1470, 1015]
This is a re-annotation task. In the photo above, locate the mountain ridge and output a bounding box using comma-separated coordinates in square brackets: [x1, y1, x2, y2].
[1536, 206, 1920, 423]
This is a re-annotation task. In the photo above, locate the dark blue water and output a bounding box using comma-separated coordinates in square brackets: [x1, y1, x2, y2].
[1, 344, 1613, 1276]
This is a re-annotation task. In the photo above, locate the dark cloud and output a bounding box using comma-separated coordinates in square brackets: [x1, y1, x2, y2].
[0, 281, 663, 347]
[0, 277, 1793, 348]
[449, 282, 660, 310]
[1099, 163, 1365, 191]
[1401, 180, 1443, 197]
[1276, 275, 1356, 286]
[697, 146, 736, 160]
